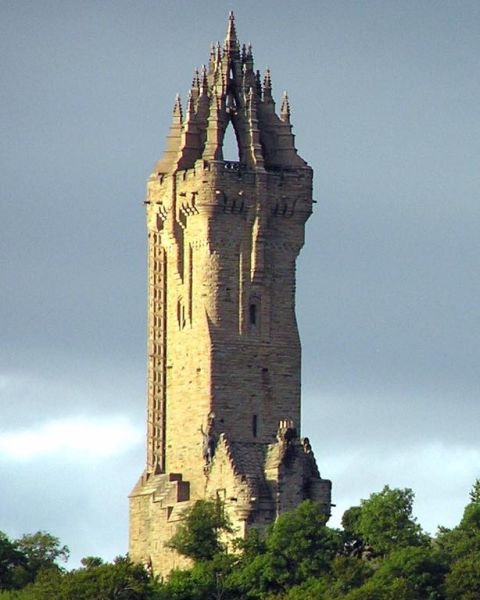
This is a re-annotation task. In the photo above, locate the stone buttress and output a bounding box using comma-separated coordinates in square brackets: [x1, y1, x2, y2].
[129, 13, 331, 575]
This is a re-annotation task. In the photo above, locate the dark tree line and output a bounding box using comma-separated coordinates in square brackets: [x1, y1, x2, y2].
[1, 481, 480, 599]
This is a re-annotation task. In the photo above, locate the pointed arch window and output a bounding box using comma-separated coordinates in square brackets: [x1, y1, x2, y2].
[222, 120, 240, 162]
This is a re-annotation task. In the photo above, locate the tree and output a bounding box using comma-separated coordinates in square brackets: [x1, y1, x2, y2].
[265, 501, 341, 582]
[61, 555, 152, 600]
[0, 532, 27, 590]
[231, 550, 290, 599]
[167, 499, 233, 563]
[436, 480, 480, 562]
[279, 556, 373, 600]
[0, 555, 153, 600]
[327, 555, 374, 597]
[16, 567, 63, 600]
[468, 479, 480, 504]
[342, 575, 415, 600]
[278, 576, 330, 600]
[80, 557, 104, 569]
[16, 531, 69, 582]
[341, 506, 370, 559]
[368, 545, 446, 599]
[231, 501, 342, 598]
[445, 550, 480, 600]
[157, 553, 238, 600]
[348, 486, 429, 556]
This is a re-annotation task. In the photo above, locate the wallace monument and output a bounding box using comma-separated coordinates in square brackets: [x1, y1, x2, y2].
[129, 13, 332, 575]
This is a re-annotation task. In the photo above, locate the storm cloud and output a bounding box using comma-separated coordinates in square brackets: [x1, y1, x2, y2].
[1, 0, 479, 565]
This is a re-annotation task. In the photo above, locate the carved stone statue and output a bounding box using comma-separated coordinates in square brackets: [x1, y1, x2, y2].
[302, 437, 312, 454]
[200, 413, 216, 464]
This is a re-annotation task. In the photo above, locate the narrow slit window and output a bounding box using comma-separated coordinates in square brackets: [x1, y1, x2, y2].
[249, 303, 257, 325]
[252, 415, 258, 438]
[177, 299, 186, 329]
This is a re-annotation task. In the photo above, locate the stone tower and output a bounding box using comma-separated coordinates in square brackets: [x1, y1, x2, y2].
[129, 13, 331, 575]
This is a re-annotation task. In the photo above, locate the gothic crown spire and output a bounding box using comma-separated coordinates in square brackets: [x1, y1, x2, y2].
[154, 13, 307, 175]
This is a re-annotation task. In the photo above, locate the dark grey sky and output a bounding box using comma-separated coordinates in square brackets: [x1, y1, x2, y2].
[2, 0, 480, 566]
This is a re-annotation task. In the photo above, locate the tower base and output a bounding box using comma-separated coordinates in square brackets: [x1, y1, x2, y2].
[129, 423, 331, 576]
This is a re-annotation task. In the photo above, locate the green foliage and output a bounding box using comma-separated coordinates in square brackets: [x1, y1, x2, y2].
[0, 555, 153, 600]
[328, 556, 374, 597]
[80, 556, 104, 569]
[231, 501, 341, 598]
[265, 501, 341, 582]
[369, 545, 447, 599]
[468, 479, 480, 504]
[233, 527, 265, 558]
[0, 532, 27, 590]
[445, 550, 480, 599]
[0, 568, 64, 600]
[6, 480, 480, 600]
[279, 576, 330, 600]
[16, 568, 63, 600]
[156, 553, 237, 600]
[341, 575, 415, 600]
[12, 531, 69, 587]
[167, 499, 234, 562]
[436, 481, 480, 562]
[60, 555, 152, 600]
[231, 549, 289, 598]
[279, 556, 373, 600]
[341, 506, 368, 559]
[341, 506, 362, 539]
[352, 486, 429, 556]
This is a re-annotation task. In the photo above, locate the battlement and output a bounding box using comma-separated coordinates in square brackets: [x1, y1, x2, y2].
[147, 161, 313, 232]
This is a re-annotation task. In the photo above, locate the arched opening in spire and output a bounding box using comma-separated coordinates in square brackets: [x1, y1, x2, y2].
[222, 119, 241, 162]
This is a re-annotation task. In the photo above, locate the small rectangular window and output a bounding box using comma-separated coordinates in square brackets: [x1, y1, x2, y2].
[252, 414, 258, 438]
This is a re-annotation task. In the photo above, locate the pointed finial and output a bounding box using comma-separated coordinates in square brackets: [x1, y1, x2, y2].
[263, 68, 273, 102]
[243, 43, 253, 73]
[192, 68, 200, 90]
[173, 93, 183, 122]
[190, 68, 200, 103]
[186, 90, 195, 121]
[263, 68, 272, 91]
[255, 70, 262, 98]
[241, 43, 247, 62]
[280, 91, 291, 122]
[225, 11, 237, 45]
[200, 64, 208, 94]
[224, 11, 240, 57]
